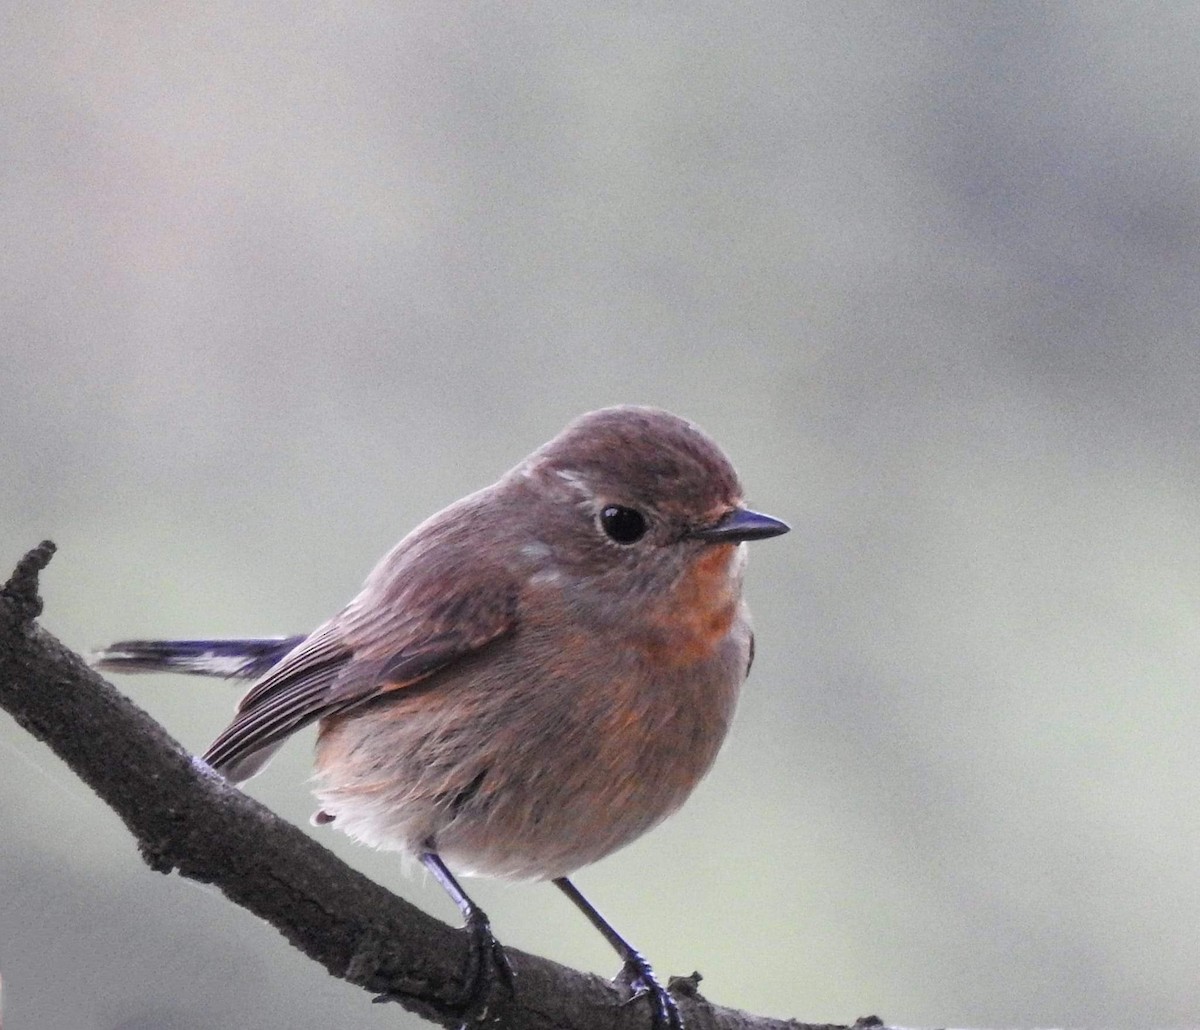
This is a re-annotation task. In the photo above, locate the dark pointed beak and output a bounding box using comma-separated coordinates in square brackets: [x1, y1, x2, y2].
[689, 507, 790, 543]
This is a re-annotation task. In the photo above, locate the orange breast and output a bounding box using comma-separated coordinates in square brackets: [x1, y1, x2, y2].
[638, 544, 740, 666]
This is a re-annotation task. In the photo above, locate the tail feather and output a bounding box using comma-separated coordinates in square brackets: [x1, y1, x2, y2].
[90, 636, 306, 680]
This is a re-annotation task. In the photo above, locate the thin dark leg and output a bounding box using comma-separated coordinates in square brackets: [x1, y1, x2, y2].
[421, 851, 515, 1016]
[553, 876, 683, 1030]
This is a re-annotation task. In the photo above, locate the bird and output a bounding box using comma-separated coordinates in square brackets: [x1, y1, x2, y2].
[93, 405, 789, 1029]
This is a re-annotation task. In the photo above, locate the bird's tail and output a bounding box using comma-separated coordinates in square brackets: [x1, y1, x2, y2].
[90, 636, 306, 680]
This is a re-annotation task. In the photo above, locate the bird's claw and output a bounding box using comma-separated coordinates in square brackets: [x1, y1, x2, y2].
[369, 909, 514, 1026]
[450, 908, 515, 1026]
[617, 952, 683, 1030]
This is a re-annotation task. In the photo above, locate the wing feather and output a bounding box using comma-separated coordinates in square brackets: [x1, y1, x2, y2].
[202, 655, 350, 778]
[200, 548, 520, 782]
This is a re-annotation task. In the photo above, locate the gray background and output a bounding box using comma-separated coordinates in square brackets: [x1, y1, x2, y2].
[3, 4, 1200, 1028]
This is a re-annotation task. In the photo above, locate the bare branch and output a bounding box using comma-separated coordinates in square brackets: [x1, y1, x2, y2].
[0, 542, 863, 1030]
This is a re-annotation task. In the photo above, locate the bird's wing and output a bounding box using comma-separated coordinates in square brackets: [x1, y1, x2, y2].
[201, 568, 520, 780]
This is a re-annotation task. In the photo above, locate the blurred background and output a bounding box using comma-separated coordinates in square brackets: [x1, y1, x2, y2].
[3, 4, 1200, 1028]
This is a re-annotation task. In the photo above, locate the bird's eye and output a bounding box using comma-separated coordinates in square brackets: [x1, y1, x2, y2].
[599, 505, 647, 544]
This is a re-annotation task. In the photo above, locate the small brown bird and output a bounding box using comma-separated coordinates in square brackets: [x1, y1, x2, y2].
[94, 406, 788, 1029]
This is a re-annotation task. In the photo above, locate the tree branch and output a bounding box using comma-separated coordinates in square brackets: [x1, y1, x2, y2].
[0, 542, 868, 1030]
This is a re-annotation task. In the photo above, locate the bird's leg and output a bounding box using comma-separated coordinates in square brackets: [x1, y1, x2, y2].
[553, 876, 684, 1030]
[421, 851, 515, 1020]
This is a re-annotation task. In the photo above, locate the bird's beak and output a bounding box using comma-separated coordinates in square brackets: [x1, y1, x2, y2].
[689, 507, 790, 543]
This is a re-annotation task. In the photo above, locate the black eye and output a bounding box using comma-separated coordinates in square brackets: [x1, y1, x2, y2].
[599, 505, 647, 544]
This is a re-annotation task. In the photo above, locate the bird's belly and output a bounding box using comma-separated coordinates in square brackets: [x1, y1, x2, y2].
[312, 628, 746, 880]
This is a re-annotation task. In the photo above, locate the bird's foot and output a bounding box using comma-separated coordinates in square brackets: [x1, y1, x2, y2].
[449, 907, 515, 1026]
[616, 950, 683, 1030]
[371, 908, 514, 1027]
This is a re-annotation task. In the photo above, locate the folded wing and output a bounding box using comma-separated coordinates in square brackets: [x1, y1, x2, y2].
[201, 572, 520, 782]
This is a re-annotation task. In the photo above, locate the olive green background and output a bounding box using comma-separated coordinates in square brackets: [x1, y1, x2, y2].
[4, 4, 1200, 1029]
